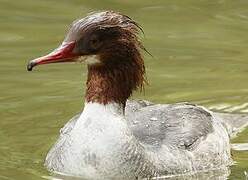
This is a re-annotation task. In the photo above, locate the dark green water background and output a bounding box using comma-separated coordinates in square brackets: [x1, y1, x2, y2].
[0, 0, 247, 179]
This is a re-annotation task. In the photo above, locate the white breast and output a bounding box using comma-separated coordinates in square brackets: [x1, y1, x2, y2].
[45, 102, 134, 179]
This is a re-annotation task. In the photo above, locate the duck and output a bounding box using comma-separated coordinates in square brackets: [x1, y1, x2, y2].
[27, 11, 248, 179]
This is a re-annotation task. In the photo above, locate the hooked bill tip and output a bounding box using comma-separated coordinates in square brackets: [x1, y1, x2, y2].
[27, 61, 35, 71]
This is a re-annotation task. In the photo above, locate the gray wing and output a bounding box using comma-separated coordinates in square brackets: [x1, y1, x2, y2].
[126, 100, 214, 150]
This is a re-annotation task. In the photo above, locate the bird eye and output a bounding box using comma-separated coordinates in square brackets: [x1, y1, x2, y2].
[89, 36, 101, 50]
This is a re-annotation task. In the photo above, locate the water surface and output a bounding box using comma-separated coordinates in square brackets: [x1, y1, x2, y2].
[0, 0, 248, 179]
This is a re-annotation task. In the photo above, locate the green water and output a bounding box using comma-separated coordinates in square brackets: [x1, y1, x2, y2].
[0, 0, 248, 179]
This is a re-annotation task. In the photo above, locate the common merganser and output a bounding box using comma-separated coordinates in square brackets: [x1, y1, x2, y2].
[27, 11, 248, 179]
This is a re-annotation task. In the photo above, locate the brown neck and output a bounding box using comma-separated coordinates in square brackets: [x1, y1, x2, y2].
[85, 55, 145, 107]
[85, 65, 131, 107]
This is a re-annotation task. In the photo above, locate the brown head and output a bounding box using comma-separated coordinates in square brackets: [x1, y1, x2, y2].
[27, 11, 146, 106]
